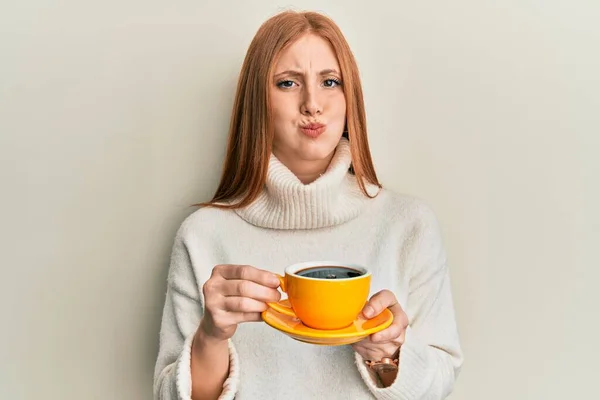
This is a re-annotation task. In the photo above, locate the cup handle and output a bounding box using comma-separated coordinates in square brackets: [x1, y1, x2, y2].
[274, 274, 287, 293]
[267, 274, 297, 318]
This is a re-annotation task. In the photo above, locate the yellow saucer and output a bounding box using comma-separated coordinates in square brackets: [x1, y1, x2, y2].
[261, 299, 394, 346]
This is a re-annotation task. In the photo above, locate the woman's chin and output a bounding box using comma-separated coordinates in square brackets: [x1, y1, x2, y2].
[296, 136, 341, 160]
[295, 146, 337, 162]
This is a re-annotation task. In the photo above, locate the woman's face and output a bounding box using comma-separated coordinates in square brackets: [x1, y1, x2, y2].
[269, 33, 346, 173]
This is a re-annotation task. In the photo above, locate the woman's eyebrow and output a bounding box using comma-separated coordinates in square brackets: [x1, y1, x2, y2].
[273, 70, 304, 80]
[318, 69, 340, 76]
[273, 69, 341, 79]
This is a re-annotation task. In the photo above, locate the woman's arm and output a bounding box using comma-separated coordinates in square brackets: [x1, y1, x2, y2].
[153, 232, 239, 400]
[355, 204, 464, 399]
[190, 326, 231, 400]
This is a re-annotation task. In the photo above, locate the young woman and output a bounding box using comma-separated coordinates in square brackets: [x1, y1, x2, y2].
[154, 10, 463, 400]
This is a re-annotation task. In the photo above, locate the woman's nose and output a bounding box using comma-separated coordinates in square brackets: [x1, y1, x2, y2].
[300, 87, 322, 116]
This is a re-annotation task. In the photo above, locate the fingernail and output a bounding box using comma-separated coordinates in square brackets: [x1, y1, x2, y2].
[363, 306, 374, 318]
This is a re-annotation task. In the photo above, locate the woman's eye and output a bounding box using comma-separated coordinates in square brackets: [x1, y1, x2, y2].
[323, 79, 341, 88]
[276, 80, 296, 88]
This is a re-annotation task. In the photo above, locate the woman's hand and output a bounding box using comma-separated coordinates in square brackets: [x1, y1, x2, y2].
[197, 264, 281, 342]
[351, 290, 409, 362]
[191, 264, 279, 399]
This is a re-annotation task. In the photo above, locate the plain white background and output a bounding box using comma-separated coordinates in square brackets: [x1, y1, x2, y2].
[1, 1, 598, 399]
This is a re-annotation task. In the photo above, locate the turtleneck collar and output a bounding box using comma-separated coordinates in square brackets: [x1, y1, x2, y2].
[234, 138, 380, 230]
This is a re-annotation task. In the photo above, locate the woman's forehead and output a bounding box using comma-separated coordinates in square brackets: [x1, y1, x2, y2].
[273, 34, 340, 75]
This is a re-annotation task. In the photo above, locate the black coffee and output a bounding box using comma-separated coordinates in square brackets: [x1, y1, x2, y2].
[296, 266, 364, 279]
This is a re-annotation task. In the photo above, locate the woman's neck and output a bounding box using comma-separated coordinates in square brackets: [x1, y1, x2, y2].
[273, 152, 334, 185]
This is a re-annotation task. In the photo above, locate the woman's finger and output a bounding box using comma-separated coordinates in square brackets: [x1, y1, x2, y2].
[213, 264, 280, 288]
[362, 290, 397, 318]
[230, 311, 264, 323]
[223, 296, 270, 313]
[222, 279, 281, 303]
[369, 323, 405, 344]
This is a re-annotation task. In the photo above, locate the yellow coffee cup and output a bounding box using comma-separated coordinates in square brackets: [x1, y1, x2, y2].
[268, 261, 371, 330]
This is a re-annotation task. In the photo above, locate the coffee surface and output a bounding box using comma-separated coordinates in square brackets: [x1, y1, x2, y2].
[296, 266, 364, 279]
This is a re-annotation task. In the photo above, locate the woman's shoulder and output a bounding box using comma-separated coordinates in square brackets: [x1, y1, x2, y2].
[375, 188, 442, 228]
[174, 205, 239, 239]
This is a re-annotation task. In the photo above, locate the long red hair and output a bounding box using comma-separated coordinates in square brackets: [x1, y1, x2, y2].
[201, 10, 381, 208]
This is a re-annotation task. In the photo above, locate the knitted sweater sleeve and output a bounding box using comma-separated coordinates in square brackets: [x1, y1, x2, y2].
[153, 228, 240, 400]
[355, 204, 464, 399]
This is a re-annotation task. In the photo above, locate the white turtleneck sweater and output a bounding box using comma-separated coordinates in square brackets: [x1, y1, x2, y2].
[153, 138, 463, 400]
